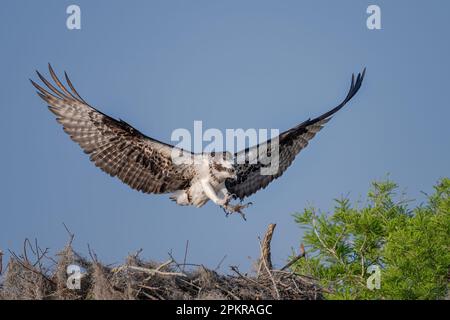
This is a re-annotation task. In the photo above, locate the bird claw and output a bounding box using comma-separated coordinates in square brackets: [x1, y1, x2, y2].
[223, 202, 253, 221]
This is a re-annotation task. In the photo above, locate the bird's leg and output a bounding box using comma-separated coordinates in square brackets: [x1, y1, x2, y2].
[217, 185, 249, 220]
[201, 180, 250, 220]
[201, 179, 229, 207]
[223, 202, 252, 221]
[217, 185, 232, 206]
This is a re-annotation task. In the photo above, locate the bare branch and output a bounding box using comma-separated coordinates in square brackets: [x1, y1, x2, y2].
[62, 223, 75, 245]
[0, 249, 3, 275]
[281, 243, 306, 271]
[215, 255, 227, 271]
[127, 265, 187, 277]
[182, 240, 189, 273]
[257, 223, 276, 275]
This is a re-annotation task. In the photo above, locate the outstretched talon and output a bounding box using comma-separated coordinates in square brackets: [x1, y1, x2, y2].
[223, 202, 253, 221]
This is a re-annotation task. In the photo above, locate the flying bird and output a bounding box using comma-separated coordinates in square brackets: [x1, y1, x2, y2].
[31, 65, 365, 219]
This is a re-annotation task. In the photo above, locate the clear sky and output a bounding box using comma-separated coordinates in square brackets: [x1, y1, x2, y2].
[0, 1, 449, 272]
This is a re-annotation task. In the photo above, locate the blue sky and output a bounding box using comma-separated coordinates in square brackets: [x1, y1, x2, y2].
[0, 1, 449, 272]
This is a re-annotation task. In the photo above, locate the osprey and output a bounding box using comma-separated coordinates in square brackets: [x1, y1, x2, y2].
[31, 65, 365, 219]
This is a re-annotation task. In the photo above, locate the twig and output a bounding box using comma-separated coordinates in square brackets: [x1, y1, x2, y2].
[167, 250, 183, 272]
[311, 211, 344, 265]
[230, 266, 263, 287]
[140, 291, 159, 300]
[7, 250, 56, 285]
[127, 265, 187, 277]
[156, 259, 173, 271]
[138, 284, 161, 291]
[179, 277, 201, 290]
[182, 240, 189, 273]
[215, 255, 227, 271]
[87, 244, 98, 262]
[0, 249, 3, 275]
[132, 248, 143, 259]
[291, 278, 301, 293]
[62, 223, 75, 245]
[168, 251, 203, 272]
[23, 238, 32, 264]
[281, 243, 306, 271]
[229, 265, 244, 277]
[215, 284, 240, 300]
[33, 246, 50, 270]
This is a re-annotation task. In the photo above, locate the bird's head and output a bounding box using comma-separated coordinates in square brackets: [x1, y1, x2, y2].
[210, 151, 236, 180]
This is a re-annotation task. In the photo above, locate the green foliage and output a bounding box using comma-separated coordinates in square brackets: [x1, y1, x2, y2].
[292, 178, 450, 300]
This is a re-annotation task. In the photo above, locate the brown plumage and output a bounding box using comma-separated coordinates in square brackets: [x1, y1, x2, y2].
[31, 64, 194, 195]
[226, 69, 366, 200]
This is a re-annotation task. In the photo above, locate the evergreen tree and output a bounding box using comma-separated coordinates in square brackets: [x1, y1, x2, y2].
[292, 178, 450, 299]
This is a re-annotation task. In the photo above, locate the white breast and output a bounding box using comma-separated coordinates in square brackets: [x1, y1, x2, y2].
[171, 155, 226, 208]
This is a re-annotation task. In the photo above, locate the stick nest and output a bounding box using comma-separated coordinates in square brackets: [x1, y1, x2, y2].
[0, 224, 322, 300]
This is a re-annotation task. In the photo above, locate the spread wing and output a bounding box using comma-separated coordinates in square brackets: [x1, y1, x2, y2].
[226, 69, 366, 200]
[31, 64, 194, 194]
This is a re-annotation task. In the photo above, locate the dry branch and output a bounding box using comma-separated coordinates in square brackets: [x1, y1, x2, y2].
[258, 223, 276, 275]
[0, 249, 3, 275]
[281, 243, 306, 271]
